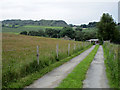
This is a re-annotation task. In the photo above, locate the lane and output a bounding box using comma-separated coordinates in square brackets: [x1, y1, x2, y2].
[83, 45, 109, 88]
[25, 45, 95, 88]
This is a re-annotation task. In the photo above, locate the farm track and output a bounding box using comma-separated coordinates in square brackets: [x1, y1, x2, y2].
[83, 45, 109, 88]
[25, 45, 95, 88]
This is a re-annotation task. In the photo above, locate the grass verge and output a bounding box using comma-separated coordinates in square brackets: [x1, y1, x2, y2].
[6, 45, 92, 88]
[57, 45, 99, 88]
[103, 44, 119, 88]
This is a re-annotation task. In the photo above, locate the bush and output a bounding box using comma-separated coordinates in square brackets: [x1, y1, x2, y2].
[92, 42, 95, 45]
[20, 31, 27, 35]
[60, 27, 75, 39]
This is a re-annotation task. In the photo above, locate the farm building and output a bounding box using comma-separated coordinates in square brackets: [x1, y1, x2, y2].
[86, 39, 99, 44]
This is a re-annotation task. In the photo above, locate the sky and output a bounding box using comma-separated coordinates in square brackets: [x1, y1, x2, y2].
[0, 0, 119, 25]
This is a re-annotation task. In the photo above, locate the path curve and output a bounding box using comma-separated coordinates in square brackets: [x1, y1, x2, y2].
[25, 45, 95, 88]
[83, 45, 109, 88]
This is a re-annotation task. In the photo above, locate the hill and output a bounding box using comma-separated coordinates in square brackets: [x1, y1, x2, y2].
[2, 19, 68, 27]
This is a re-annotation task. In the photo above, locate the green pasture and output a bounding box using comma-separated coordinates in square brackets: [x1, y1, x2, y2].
[2, 25, 63, 34]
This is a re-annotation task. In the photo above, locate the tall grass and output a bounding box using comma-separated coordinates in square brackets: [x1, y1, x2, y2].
[103, 42, 120, 88]
[2, 33, 91, 88]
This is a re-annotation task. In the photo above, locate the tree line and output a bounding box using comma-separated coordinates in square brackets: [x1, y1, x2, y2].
[69, 22, 98, 28]
[20, 27, 97, 41]
[2, 19, 68, 27]
[20, 13, 120, 44]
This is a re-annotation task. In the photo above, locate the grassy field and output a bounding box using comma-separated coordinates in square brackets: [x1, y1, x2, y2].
[57, 45, 99, 88]
[82, 27, 98, 33]
[2, 25, 63, 33]
[2, 33, 91, 88]
[2, 25, 98, 34]
[103, 42, 120, 88]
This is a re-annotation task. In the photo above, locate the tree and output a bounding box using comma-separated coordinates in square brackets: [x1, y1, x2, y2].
[38, 30, 45, 36]
[75, 31, 85, 41]
[75, 26, 82, 31]
[28, 31, 38, 36]
[69, 24, 74, 27]
[60, 27, 75, 39]
[45, 28, 60, 38]
[97, 13, 116, 42]
[51, 29, 60, 38]
[88, 22, 98, 27]
[112, 28, 120, 43]
[2, 24, 4, 27]
[20, 31, 27, 35]
[80, 24, 87, 28]
[45, 28, 53, 37]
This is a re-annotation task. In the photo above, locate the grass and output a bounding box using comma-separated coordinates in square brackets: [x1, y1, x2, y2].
[2, 25, 98, 34]
[57, 45, 99, 88]
[2, 33, 91, 88]
[2, 25, 63, 34]
[82, 27, 98, 33]
[23, 25, 63, 29]
[7, 44, 92, 88]
[103, 42, 120, 88]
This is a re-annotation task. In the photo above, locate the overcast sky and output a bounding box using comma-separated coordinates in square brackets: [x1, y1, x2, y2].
[0, 0, 119, 25]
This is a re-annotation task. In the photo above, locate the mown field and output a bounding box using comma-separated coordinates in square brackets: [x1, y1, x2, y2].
[103, 42, 120, 88]
[2, 33, 91, 88]
[2, 25, 63, 34]
[82, 27, 98, 33]
[2, 25, 98, 34]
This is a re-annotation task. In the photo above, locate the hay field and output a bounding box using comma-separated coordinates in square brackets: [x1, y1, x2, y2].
[2, 33, 90, 87]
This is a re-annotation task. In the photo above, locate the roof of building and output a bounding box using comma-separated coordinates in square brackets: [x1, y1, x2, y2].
[86, 39, 99, 41]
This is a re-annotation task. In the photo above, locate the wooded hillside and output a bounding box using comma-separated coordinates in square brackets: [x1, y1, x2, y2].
[2, 19, 68, 27]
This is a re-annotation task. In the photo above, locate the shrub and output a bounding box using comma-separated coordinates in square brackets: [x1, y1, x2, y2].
[20, 31, 27, 35]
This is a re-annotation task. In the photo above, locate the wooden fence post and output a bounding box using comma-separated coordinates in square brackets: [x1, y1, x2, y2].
[56, 44, 59, 59]
[82, 42, 83, 47]
[74, 43, 76, 50]
[79, 44, 80, 49]
[114, 53, 116, 60]
[68, 43, 70, 56]
[37, 46, 39, 65]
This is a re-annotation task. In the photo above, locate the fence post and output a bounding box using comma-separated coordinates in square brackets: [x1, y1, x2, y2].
[56, 44, 59, 59]
[37, 45, 39, 65]
[68, 43, 70, 56]
[114, 53, 116, 60]
[85, 42, 86, 47]
[79, 44, 80, 49]
[74, 43, 76, 50]
[82, 42, 84, 48]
